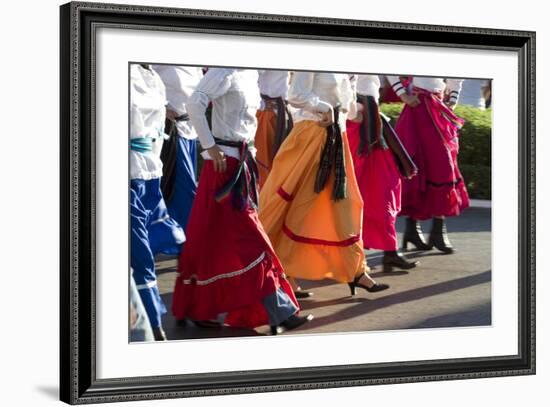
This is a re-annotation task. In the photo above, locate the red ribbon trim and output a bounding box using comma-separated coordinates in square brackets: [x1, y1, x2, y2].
[277, 187, 294, 202]
[282, 223, 360, 247]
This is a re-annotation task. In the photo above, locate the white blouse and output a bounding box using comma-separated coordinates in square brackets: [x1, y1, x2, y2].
[258, 70, 290, 100]
[152, 65, 203, 140]
[187, 68, 261, 160]
[288, 72, 357, 129]
[130, 64, 167, 181]
[355, 74, 381, 100]
[386, 76, 464, 103]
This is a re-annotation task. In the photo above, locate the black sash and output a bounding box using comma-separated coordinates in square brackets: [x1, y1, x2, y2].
[381, 117, 418, 178]
[356, 95, 417, 178]
[357, 95, 384, 156]
[314, 107, 347, 201]
[213, 138, 259, 211]
[159, 117, 183, 201]
[260, 94, 294, 159]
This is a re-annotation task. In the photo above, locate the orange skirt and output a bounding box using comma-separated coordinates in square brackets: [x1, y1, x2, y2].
[259, 120, 368, 283]
[254, 110, 277, 189]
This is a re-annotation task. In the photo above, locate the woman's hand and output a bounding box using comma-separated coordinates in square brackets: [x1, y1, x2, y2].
[165, 108, 179, 122]
[445, 100, 457, 110]
[317, 110, 334, 128]
[206, 144, 227, 173]
[400, 93, 421, 108]
[404, 168, 418, 180]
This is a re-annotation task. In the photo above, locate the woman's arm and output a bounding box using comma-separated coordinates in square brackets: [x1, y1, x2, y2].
[288, 72, 332, 114]
[187, 68, 232, 172]
[187, 68, 232, 149]
[446, 79, 464, 108]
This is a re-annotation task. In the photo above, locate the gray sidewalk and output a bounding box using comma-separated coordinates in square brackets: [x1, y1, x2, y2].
[156, 207, 491, 340]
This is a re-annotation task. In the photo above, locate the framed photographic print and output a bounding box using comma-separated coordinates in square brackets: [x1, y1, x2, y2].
[60, 1, 535, 404]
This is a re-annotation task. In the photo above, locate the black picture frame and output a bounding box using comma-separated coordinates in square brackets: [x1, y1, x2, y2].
[60, 1, 536, 404]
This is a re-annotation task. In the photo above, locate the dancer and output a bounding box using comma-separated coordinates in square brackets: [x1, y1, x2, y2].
[152, 65, 203, 232]
[254, 70, 293, 188]
[346, 74, 418, 272]
[387, 76, 469, 253]
[259, 72, 389, 296]
[172, 68, 313, 335]
[130, 64, 185, 340]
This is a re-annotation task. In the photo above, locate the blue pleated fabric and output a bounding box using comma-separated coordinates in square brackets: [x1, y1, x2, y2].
[166, 137, 198, 232]
[130, 178, 184, 328]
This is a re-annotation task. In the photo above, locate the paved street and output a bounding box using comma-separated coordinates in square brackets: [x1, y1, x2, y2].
[156, 207, 491, 340]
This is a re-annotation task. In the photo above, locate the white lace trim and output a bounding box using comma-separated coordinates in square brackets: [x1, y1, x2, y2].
[183, 251, 266, 286]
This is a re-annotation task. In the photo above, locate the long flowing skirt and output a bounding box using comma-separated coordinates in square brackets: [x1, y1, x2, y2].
[396, 93, 470, 220]
[166, 136, 198, 231]
[172, 158, 298, 328]
[131, 177, 184, 328]
[259, 120, 368, 283]
[346, 120, 401, 251]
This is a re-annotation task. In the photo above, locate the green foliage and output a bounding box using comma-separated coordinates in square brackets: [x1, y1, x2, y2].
[460, 164, 492, 200]
[379, 103, 492, 199]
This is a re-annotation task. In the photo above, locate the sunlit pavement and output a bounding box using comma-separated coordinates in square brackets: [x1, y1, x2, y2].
[155, 207, 491, 340]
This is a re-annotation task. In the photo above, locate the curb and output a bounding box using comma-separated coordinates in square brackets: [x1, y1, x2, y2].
[470, 199, 491, 208]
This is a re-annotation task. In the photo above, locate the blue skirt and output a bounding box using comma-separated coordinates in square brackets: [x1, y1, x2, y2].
[130, 177, 184, 328]
[166, 137, 198, 232]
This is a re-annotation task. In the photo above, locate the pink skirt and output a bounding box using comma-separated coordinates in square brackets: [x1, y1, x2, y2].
[347, 120, 401, 251]
[395, 90, 470, 220]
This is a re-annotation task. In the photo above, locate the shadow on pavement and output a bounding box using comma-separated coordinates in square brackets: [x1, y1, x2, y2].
[297, 296, 368, 310]
[299, 269, 491, 331]
[368, 270, 410, 278]
[408, 301, 491, 328]
[160, 293, 263, 339]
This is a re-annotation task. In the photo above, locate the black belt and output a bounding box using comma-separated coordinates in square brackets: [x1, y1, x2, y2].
[261, 94, 293, 159]
[175, 113, 190, 122]
[213, 138, 259, 211]
[357, 94, 384, 156]
[356, 95, 417, 178]
[314, 106, 347, 201]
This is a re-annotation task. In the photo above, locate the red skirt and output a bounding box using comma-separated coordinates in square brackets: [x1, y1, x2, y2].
[395, 91, 470, 220]
[347, 120, 401, 251]
[172, 158, 298, 328]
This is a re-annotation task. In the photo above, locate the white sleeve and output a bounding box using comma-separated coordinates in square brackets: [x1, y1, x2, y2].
[155, 74, 167, 135]
[130, 69, 146, 138]
[187, 68, 232, 149]
[130, 66, 163, 138]
[446, 79, 464, 104]
[130, 102, 146, 138]
[386, 75, 407, 96]
[178, 69, 202, 106]
[288, 72, 332, 114]
[153, 66, 202, 112]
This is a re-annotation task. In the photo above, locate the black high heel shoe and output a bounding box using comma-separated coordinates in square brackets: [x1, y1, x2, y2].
[270, 313, 314, 335]
[383, 250, 419, 273]
[402, 218, 432, 251]
[294, 290, 314, 299]
[428, 218, 455, 254]
[152, 327, 167, 341]
[347, 274, 389, 296]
